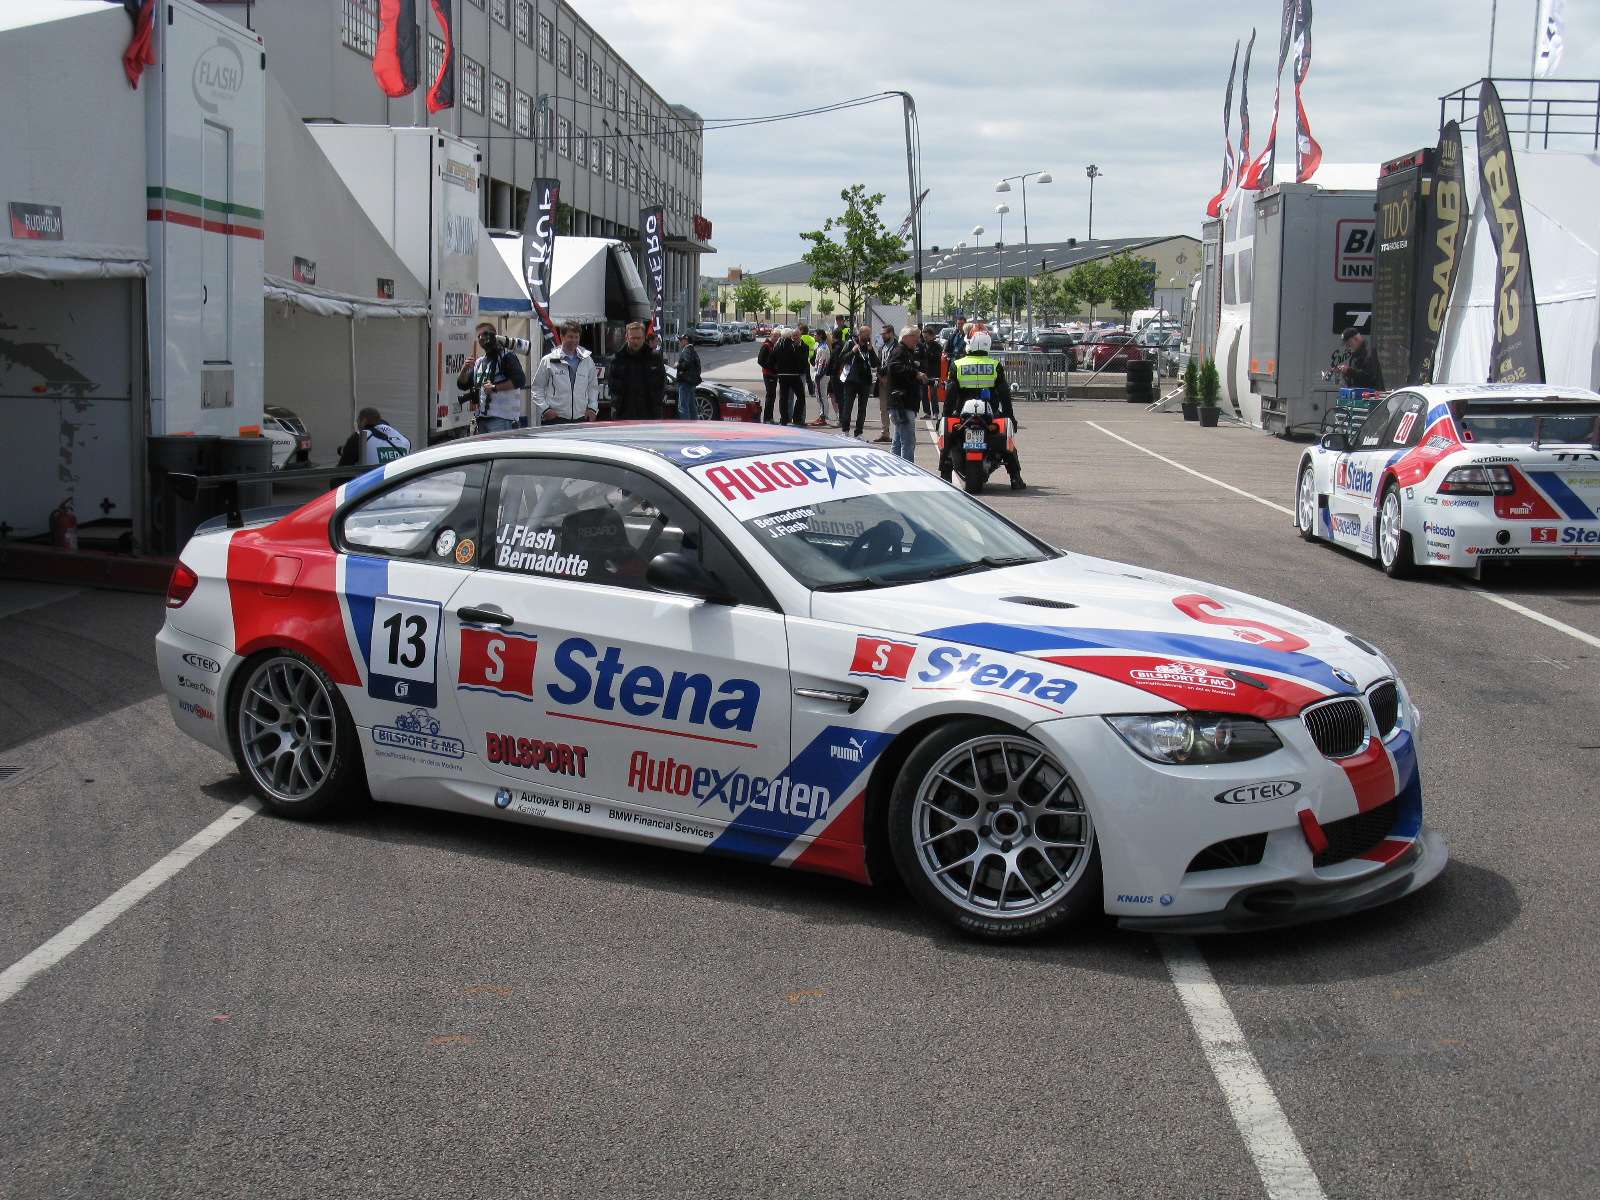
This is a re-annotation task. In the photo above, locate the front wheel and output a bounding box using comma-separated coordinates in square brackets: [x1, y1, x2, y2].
[963, 457, 986, 494]
[230, 650, 366, 819]
[888, 720, 1100, 940]
[695, 390, 719, 421]
[1296, 463, 1321, 542]
[1376, 485, 1418, 578]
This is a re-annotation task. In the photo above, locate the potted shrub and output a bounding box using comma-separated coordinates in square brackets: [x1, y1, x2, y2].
[1180, 357, 1200, 421]
[1197, 357, 1221, 427]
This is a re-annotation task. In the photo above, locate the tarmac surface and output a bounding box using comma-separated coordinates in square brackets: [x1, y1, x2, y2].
[2, 392, 1598, 1199]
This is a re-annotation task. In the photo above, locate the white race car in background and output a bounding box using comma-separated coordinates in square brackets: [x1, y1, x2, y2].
[1296, 384, 1600, 575]
[157, 423, 1445, 940]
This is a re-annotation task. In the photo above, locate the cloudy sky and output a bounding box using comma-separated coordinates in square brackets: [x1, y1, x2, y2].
[580, 0, 1600, 275]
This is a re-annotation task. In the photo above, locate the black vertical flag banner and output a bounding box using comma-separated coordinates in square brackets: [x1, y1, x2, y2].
[1476, 82, 1544, 384]
[1291, 0, 1321, 181]
[1373, 150, 1430, 388]
[1207, 41, 1240, 218]
[426, 0, 453, 113]
[522, 178, 560, 342]
[1238, 29, 1256, 187]
[373, 0, 418, 97]
[1413, 122, 1468, 385]
[639, 206, 666, 334]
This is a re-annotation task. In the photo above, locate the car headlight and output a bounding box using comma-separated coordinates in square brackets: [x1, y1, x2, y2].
[1104, 712, 1283, 765]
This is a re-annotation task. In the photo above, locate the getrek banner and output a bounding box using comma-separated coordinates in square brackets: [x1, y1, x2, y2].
[639, 205, 666, 334]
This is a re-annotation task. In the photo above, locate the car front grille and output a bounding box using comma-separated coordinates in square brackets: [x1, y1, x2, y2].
[1314, 798, 1401, 867]
[1187, 832, 1269, 874]
[1303, 697, 1368, 758]
[1368, 680, 1399, 738]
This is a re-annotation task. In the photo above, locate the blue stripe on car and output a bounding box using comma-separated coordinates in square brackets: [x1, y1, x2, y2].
[344, 556, 389, 669]
[1527, 471, 1597, 521]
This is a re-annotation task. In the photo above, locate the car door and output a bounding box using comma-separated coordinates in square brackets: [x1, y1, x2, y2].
[446, 455, 795, 849]
[1329, 393, 1404, 554]
[333, 459, 490, 789]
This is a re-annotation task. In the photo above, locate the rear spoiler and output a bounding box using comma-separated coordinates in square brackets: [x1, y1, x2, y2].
[1456, 398, 1600, 417]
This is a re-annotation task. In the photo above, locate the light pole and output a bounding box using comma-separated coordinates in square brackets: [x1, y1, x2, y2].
[996, 170, 1052, 337]
[993, 204, 1008, 326]
[1085, 165, 1102, 241]
[966, 227, 981, 318]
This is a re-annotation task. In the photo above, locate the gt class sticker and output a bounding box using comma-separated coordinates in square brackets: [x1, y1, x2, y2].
[849, 636, 917, 681]
[368, 596, 441, 706]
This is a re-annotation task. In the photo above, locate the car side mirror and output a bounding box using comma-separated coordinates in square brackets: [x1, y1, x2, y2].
[1320, 431, 1351, 453]
[645, 551, 737, 605]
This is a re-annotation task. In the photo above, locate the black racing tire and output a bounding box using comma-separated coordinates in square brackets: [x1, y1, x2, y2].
[963, 458, 986, 494]
[229, 650, 367, 819]
[1376, 484, 1419, 578]
[1295, 462, 1321, 543]
[888, 718, 1101, 941]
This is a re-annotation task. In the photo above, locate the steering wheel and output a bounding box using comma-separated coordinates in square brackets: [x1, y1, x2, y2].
[843, 520, 904, 570]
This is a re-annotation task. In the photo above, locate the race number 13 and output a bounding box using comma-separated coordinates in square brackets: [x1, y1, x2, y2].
[369, 596, 441, 706]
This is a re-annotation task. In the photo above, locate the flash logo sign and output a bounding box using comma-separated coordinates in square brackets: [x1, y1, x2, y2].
[850, 636, 916, 682]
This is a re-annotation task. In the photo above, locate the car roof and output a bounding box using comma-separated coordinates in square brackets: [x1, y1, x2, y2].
[453, 420, 854, 470]
[1395, 382, 1600, 401]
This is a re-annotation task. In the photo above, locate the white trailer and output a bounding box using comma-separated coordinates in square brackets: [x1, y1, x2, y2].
[307, 125, 481, 438]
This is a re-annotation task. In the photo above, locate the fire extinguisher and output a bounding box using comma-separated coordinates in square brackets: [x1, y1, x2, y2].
[49, 498, 78, 550]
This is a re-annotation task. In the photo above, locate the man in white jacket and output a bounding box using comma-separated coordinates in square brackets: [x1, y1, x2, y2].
[530, 320, 601, 425]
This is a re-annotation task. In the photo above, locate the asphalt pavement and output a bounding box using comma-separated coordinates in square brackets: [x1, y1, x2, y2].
[2, 397, 1597, 1199]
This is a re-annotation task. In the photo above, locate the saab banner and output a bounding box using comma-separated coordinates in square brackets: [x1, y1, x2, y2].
[1413, 122, 1468, 385]
[1243, 1, 1293, 188]
[1207, 41, 1240, 218]
[1291, 0, 1321, 182]
[639, 205, 666, 333]
[426, 0, 453, 113]
[522, 178, 559, 305]
[373, 0, 418, 97]
[1238, 29, 1256, 186]
[1372, 150, 1430, 388]
[1476, 82, 1544, 384]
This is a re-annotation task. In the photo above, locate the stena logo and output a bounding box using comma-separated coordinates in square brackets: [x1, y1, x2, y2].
[917, 647, 1077, 706]
[547, 637, 759, 732]
[1560, 527, 1600, 544]
[1334, 461, 1376, 495]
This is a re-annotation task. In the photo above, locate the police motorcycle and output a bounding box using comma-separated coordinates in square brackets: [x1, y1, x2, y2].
[938, 399, 1017, 494]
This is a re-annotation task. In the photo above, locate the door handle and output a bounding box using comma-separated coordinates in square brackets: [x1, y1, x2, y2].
[457, 604, 512, 626]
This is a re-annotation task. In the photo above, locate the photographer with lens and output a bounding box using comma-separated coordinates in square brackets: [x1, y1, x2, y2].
[458, 322, 529, 432]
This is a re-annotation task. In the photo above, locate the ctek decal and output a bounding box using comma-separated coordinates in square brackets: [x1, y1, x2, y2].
[1216, 780, 1302, 804]
[182, 652, 221, 673]
[458, 627, 539, 700]
[849, 636, 917, 682]
[547, 637, 759, 732]
[484, 733, 588, 776]
[372, 709, 465, 758]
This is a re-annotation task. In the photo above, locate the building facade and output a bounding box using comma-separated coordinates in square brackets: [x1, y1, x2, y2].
[204, 0, 711, 331]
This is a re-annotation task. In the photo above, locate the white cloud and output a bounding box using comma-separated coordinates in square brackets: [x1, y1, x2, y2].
[582, 0, 1600, 275]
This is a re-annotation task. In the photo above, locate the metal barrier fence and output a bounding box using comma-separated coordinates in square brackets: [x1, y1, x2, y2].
[997, 351, 1074, 401]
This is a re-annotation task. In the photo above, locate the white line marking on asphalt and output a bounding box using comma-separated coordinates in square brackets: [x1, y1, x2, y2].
[0, 800, 260, 1004]
[1158, 935, 1328, 1200]
[1085, 422, 1296, 516]
[1454, 582, 1600, 649]
[1088, 421, 1600, 652]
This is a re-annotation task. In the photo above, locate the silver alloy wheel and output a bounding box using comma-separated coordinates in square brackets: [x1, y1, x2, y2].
[1297, 467, 1318, 533]
[237, 656, 337, 802]
[911, 735, 1094, 918]
[1378, 489, 1403, 566]
[695, 391, 717, 421]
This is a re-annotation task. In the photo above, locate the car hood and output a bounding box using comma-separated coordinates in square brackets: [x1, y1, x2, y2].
[809, 553, 1383, 717]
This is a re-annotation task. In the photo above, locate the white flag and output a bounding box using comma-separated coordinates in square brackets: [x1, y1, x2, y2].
[1535, 0, 1565, 78]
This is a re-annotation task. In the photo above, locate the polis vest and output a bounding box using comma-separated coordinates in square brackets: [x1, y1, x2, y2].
[954, 354, 999, 395]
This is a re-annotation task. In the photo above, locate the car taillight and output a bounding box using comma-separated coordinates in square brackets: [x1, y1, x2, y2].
[167, 562, 199, 608]
[1439, 465, 1514, 495]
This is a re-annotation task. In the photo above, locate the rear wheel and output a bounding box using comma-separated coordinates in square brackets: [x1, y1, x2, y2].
[888, 720, 1100, 940]
[231, 651, 365, 819]
[963, 458, 986, 494]
[1296, 463, 1321, 542]
[1376, 485, 1418, 578]
[695, 391, 719, 421]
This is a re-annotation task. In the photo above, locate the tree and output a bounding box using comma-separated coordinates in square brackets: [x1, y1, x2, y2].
[699, 286, 715, 312]
[1105, 251, 1159, 324]
[964, 282, 996, 320]
[787, 298, 808, 317]
[1065, 260, 1110, 325]
[998, 277, 1031, 323]
[732, 279, 778, 318]
[816, 297, 836, 317]
[799, 184, 911, 322]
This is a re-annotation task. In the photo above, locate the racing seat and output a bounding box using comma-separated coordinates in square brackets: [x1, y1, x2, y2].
[561, 506, 646, 579]
[843, 520, 905, 570]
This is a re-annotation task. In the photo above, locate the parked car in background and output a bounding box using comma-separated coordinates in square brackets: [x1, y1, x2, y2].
[1083, 333, 1147, 372]
[262, 405, 312, 469]
[752, 322, 774, 337]
[663, 364, 762, 422]
[692, 323, 724, 345]
[1027, 330, 1080, 367]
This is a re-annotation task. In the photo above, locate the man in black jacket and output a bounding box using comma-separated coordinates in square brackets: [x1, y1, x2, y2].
[607, 321, 666, 421]
[1334, 327, 1381, 390]
[835, 326, 877, 437]
[674, 332, 702, 419]
[883, 326, 927, 461]
[767, 326, 810, 426]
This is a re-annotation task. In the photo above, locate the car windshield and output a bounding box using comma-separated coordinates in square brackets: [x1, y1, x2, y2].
[689, 448, 1054, 590]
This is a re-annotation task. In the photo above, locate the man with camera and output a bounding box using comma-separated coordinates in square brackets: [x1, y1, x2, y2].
[458, 322, 529, 431]
[1332, 327, 1380, 390]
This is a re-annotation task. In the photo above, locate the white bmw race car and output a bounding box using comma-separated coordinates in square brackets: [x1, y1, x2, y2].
[158, 423, 1445, 939]
[1296, 384, 1600, 574]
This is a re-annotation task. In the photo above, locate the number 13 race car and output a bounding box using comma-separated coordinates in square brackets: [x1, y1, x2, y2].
[159, 423, 1445, 939]
[1296, 384, 1600, 575]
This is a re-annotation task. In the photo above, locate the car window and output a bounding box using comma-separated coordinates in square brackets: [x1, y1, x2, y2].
[1382, 396, 1427, 448]
[1355, 394, 1402, 449]
[340, 462, 487, 565]
[482, 458, 774, 607]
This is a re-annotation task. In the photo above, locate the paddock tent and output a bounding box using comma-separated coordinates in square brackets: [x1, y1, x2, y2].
[1436, 148, 1600, 390]
[0, 1, 148, 538]
[261, 76, 430, 459]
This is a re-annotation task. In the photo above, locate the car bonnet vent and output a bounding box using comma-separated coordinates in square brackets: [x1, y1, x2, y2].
[1003, 596, 1078, 610]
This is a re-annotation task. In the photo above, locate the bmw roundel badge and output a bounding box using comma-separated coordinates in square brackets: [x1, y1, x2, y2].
[1334, 668, 1357, 686]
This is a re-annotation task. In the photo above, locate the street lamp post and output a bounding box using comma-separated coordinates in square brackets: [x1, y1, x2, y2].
[993, 204, 1007, 326]
[996, 170, 1052, 338]
[967, 226, 982, 318]
[1085, 165, 1102, 241]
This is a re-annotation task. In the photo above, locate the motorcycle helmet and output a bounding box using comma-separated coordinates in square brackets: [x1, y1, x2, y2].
[961, 398, 990, 417]
[967, 331, 992, 354]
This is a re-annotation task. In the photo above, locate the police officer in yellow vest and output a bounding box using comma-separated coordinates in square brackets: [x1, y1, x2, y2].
[940, 331, 1026, 489]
